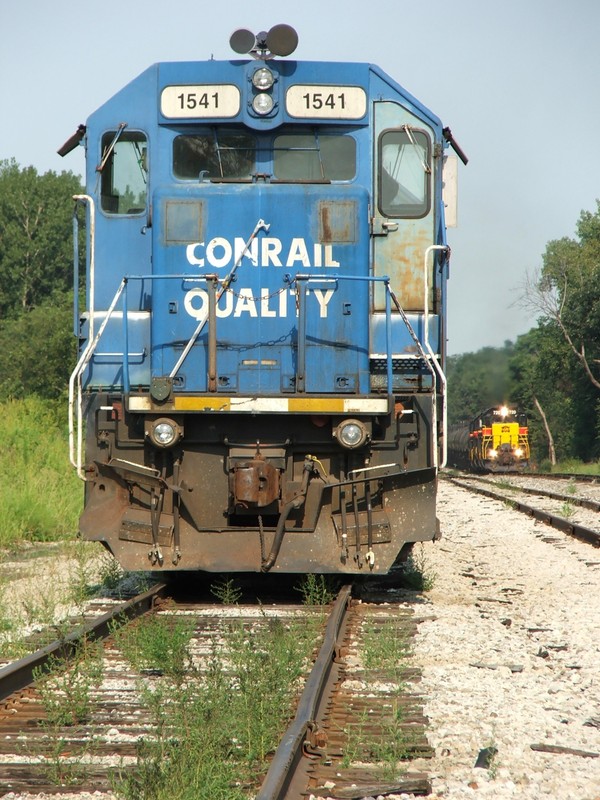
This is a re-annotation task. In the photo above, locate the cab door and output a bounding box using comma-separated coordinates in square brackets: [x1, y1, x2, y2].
[371, 101, 437, 356]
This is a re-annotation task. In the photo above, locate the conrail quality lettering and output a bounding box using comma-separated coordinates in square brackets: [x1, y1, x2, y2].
[183, 236, 340, 320]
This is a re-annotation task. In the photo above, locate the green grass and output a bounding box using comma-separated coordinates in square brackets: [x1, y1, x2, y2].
[0, 397, 81, 547]
[400, 544, 437, 592]
[33, 636, 105, 727]
[545, 458, 600, 475]
[295, 573, 338, 605]
[210, 576, 243, 605]
[341, 617, 415, 779]
[112, 613, 196, 680]
[559, 501, 574, 519]
[32, 635, 105, 787]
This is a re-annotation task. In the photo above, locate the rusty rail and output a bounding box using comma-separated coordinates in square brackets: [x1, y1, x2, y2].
[0, 582, 168, 701]
[447, 477, 600, 547]
[458, 473, 600, 513]
[256, 584, 353, 800]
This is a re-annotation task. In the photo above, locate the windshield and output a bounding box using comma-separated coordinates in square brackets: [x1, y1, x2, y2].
[173, 131, 255, 179]
[273, 133, 355, 180]
[172, 128, 356, 182]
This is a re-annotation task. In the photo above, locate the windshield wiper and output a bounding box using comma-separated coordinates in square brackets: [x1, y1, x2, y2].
[96, 122, 128, 173]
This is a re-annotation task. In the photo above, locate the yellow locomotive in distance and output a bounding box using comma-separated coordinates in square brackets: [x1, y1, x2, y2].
[448, 405, 530, 473]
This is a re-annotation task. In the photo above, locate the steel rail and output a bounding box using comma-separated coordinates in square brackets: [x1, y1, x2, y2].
[447, 477, 600, 547]
[0, 582, 168, 702]
[535, 472, 600, 484]
[461, 474, 600, 513]
[256, 583, 353, 800]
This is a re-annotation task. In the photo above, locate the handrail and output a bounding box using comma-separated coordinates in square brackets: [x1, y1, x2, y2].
[423, 244, 450, 468]
[169, 218, 269, 379]
[72, 195, 95, 338]
[69, 279, 127, 478]
[387, 288, 440, 467]
[68, 267, 447, 477]
[69, 195, 95, 479]
[68, 274, 214, 479]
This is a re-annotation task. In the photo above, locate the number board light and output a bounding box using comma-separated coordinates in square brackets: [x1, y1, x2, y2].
[160, 85, 241, 119]
[286, 85, 367, 119]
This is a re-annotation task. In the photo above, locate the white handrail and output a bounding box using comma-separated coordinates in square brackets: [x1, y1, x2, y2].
[68, 195, 95, 479]
[68, 279, 127, 479]
[423, 244, 449, 468]
[73, 195, 95, 339]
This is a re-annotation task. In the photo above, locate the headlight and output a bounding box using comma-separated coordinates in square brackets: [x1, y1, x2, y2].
[147, 418, 182, 449]
[333, 419, 369, 449]
[252, 67, 274, 90]
[252, 93, 274, 115]
[488, 449, 497, 459]
[514, 448, 523, 458]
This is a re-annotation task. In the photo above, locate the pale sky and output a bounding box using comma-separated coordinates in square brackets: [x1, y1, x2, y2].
[1, 0, 599, 355]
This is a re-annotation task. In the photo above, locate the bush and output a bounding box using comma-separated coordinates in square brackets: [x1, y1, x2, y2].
[0, 397, 81, 547]
[0, 293, 76, 400]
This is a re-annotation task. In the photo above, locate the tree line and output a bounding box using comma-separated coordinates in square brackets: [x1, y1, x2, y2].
[448, 199, 600, 466]
[1, 160, 599, 466]
[0, 159, 82, 398]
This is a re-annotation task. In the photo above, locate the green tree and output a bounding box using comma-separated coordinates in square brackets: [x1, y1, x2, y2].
[522, 200, 600, 392]
[509, 327, 586, 464]
[0, 159, 83, 316]
[447, 342, 517, 425]
[0, 292, 76, 399]
[514, 200, 600, 464]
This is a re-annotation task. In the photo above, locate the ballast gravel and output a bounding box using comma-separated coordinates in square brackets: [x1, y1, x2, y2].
[3, 480, 600, 800]
[402, 479, 600, 800]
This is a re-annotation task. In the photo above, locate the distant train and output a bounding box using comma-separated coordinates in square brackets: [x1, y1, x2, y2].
[448, 405, 530, 473]
[60, 25, 465, 575]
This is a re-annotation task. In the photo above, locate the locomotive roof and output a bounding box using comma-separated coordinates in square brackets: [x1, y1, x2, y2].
[87, 58, 443, 133]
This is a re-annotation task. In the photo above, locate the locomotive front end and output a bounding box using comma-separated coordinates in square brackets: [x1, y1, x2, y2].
[65, 27, 462, 574]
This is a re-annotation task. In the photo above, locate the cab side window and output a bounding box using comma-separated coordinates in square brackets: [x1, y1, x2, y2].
[100, 130, 148, 214]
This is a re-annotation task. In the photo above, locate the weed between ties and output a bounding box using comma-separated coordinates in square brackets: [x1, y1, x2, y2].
[113, 575, 327, 798]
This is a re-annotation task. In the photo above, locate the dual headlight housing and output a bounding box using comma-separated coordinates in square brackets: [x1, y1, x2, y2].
[147, 415, 369, 451]
[250, 66, 276, 116]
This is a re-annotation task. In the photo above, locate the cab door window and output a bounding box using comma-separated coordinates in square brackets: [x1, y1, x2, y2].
[378, 128, 430, 218]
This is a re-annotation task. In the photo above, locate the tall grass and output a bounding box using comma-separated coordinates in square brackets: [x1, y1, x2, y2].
[555, 459, 600, 475]
[0, 397, 81, 547]
[538, 458, 600, 475]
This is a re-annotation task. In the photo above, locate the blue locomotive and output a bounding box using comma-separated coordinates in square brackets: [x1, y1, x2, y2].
[60, 25, 465, 574]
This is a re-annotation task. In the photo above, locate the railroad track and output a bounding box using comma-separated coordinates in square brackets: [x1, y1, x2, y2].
[0, 582, 169, 795]
[0, 582, 169, 700]
[443, 472, 600, 548]
[258, 584, 433, 798]
[0, 579, 434, 798]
